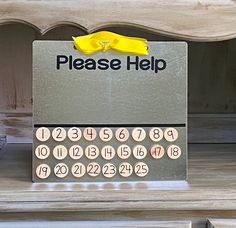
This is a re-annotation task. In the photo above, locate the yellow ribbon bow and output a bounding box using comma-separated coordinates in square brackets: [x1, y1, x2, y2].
[72, 31, 148, 55]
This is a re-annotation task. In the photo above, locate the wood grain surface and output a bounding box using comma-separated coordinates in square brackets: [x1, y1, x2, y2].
[207, 219, 236, 228]
[0, 24, 85, 113]
[0, 143, 235, 212]
[0, 0, 236, 41]
[1, 114, 235, 143]
[0, 220, 191, 228]
[188, 114, 236, 143]
[0, 211, 236, 228]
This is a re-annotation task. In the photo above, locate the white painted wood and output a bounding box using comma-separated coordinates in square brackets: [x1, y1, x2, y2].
[0, 220, 191, 228]
[0, 210, 235, 228]
[0, 113, 32, 143]
[0, 0, 235, 41]
[0, 24, 85, 113]
[0, 25, 34, 113]
[208, 219, 236, 228]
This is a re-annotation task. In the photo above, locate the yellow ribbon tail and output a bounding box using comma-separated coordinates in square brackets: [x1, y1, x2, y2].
[72, 31, 148, 55]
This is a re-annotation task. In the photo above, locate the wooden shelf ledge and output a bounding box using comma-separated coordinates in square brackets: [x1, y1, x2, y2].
[2, 114, 236, 143]
[0, 1, 236, 41]
[0, 143, 236, 212]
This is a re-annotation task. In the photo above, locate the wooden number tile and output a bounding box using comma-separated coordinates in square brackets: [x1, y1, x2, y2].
[99, 128, 113, 142]
[68, 127, 82, 141]
[35, 164, 51, 179]
[117, 145, 131, 159]
[69, 145, 83, 160]
[132, 127, 146, 142]
[101, 145, 116, 160]
[134, 162, 149, 177]
[35, 127, 50, 142]
[115, 128, 129, 142]
[87, 162, 101, 177]
[83, 127, 97, 141]
[102, 163, 116, 178]
[35, 145, 50, 160]
[71, 162, 86, 178]
[167, 145, 182, 159]
[85, 145, 99, 159]
[53, 145, 68, 160]
[149, 128, 163, 142]
[164, 128, 178, 142]
[54, 163, 69, 178]
[150, 144, 165, 159]
[119, 162, 133, 177]
[133, 145, 147, 159]
[52, 127, 67, 142]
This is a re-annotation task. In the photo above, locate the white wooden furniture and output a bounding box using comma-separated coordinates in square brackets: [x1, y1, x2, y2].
[0, 1, 236, 227]
[207, 219, 236, 228]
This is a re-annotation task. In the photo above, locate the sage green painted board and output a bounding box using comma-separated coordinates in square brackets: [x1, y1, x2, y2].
[32, 41, 187, 182]
[33, 41, 187, 124]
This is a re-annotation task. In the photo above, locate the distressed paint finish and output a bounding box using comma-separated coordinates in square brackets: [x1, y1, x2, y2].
[207, 219, 236, 228]
[0, 0, 236, 41]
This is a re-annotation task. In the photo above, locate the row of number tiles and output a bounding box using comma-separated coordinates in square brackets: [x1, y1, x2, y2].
[36, 162, 150, 179]
[35, 127, 179, 143]
[35, 144, 182, 160]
